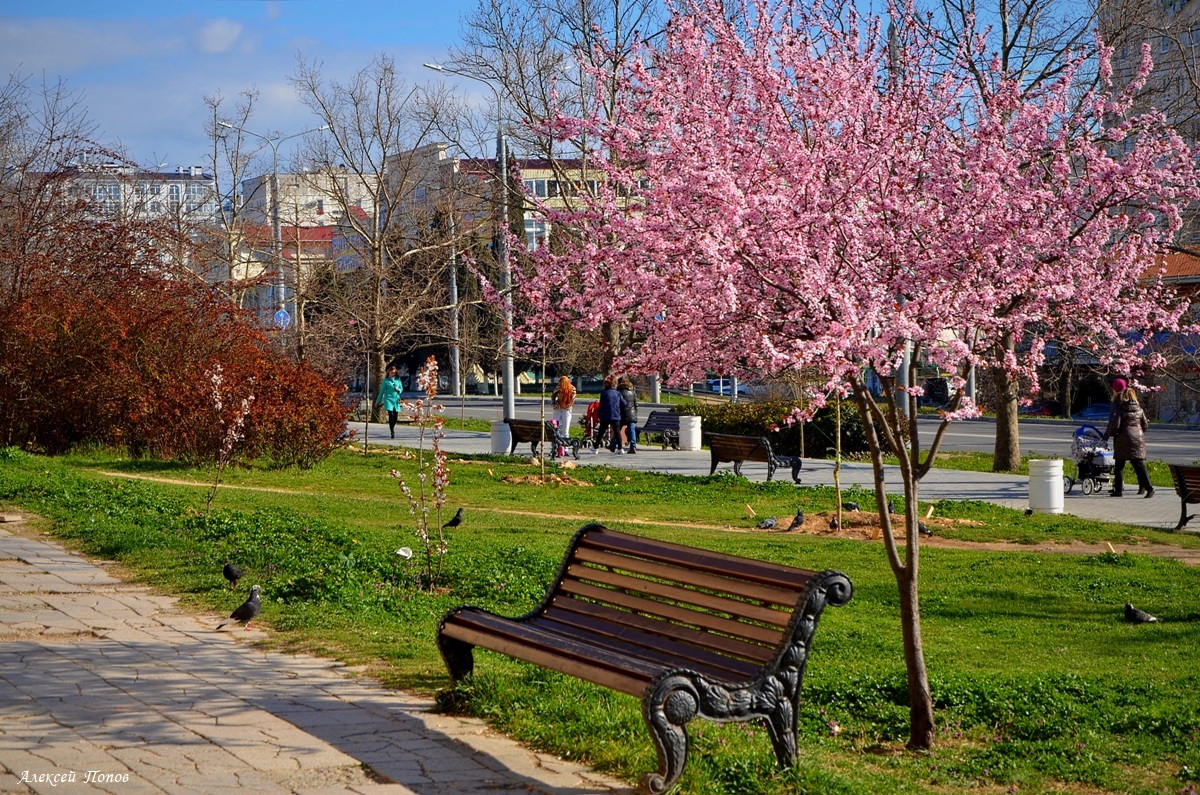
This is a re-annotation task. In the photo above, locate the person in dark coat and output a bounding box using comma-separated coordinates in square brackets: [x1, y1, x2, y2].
[617, 376, 639, 454]
[593, 375, 627, 453]
[1102, 378, 1153, 498]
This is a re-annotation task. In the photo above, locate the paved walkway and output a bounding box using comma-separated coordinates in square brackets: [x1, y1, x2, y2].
[372, 423, 1194, 533]
[0, 521, 627, 795]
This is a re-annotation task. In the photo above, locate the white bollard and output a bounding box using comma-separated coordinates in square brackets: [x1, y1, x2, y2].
[677, 415, 702, 451]
[1028, 459, 1065, 514]
[490, 420, 512, 455]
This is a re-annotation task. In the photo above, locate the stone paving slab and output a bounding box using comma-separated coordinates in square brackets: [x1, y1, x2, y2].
[0, 524, 629, 795]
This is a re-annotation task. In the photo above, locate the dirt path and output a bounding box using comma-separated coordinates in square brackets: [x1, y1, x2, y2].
[96, 470, 1200, 567]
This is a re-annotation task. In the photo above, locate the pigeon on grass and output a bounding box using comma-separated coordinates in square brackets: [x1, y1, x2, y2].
[1124, 603, 1159, 624]
[842, 501, 860, 512]
[216, 585, 261, 631]
[786, 510, 805, 532]
[917, 522, 933, 537]
[222, 561, 245, 590]
[442, 508, 464, 529]
[756, 516, 777, 530]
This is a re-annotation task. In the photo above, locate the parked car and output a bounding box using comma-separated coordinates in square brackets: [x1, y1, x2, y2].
[1018, 399, 1058, 416]
[1071, 403, 1113, 422]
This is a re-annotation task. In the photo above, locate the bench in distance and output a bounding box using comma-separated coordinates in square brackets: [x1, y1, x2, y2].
[638, 410, 682, 450]
[437, 523, 852, 793]
[504, 418, 580, 459]
[1168, 464, 1200, 531]
[708, 432, 802, 483]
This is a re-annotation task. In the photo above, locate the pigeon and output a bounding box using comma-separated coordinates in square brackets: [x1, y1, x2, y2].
[442, 508, 464, 529]
[756, 516, 777, 530]
[222, 561, 245, 590]
[842, 501, 860, 512]
[1024, 508, 1034, 517]
[829, 517, 839, 530]
[1124, 603, 1159, 624]
[917, 521, 933, 537]
[216, 585, 261, 631]
[887, 501, 897, 515]
[786, 510, 805, 532]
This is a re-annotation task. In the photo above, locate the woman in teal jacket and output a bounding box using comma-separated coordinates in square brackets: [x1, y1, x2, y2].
[376, 365, 405, 438]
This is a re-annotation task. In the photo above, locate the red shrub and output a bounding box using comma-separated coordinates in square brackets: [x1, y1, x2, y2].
[0, 218, 349, 466]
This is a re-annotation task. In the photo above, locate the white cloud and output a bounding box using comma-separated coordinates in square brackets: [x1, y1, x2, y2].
[194, 19, 244, 56]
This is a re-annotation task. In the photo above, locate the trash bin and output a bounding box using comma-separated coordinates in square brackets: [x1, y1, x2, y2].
[678, 415, 701, 451]
[490, 420, 511, 455]
[1028, 458, 1065, 514]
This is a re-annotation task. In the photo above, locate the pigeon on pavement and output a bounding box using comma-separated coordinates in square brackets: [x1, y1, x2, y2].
[222, 561, 245, 590]
[216, 585, 261, 631]
[442, 508, 464, 529]
[756, 516, 777, 530]
[1124, 603, 1159, 624]
[786, 510, 805, 532]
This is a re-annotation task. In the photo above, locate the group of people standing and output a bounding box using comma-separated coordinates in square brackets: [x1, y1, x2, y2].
[553, 374, 639, 454]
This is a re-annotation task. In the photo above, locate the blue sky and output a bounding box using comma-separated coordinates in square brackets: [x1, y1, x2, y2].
[0, 1, 481, 170]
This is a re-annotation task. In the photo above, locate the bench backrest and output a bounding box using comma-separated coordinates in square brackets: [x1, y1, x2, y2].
[709, 433, 772, 463]
[1170, 464, 1200, 502]
[548, 524, 819, 669]
[506, 418, 557, 442]
[641, 411, 680, 431]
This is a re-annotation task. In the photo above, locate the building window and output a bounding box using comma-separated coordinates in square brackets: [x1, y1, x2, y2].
[169, 183, 182, 211]
[524, 218, 547, 250]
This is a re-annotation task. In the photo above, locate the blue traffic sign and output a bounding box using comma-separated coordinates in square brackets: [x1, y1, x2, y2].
[273, 309, 291, 329]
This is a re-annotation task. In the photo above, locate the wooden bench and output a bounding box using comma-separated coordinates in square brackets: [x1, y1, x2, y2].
[504, 418, 580, 459]
[1168, 464, 1200, 531]
[437, 524, 852, 794]
[708, 433, 803, 483]
[638, 411, 682, 450]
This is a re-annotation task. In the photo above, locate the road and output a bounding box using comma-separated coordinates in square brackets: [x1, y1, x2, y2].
[407, 394, 1200, 465]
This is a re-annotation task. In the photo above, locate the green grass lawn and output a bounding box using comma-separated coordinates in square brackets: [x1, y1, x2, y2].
[0, 444, 1197, 795]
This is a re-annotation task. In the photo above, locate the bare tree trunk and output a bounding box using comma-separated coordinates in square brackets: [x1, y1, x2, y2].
[991, 335, 1021, 471]
[851, 378, 936, 751]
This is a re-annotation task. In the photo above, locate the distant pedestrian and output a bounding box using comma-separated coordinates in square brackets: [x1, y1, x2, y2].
[1103, 378, 1153, 498]
[376, 365, 405, 439]
[617, 376, 639, 454]
[551, 376, 577, 434]
[593, 375, 627, 453]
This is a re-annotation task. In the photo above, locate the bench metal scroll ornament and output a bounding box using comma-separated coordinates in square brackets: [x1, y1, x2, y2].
[640, 569, 852, 793]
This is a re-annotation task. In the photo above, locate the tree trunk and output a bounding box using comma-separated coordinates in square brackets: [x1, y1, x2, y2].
[898, 566, 935, 749]
[851, 380, 936, 751]
[991, 335, 1021, 472]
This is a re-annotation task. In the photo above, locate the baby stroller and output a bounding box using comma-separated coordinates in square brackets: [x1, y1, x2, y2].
[580, 400, 601, 452]
[1064, 424, 1115, 495]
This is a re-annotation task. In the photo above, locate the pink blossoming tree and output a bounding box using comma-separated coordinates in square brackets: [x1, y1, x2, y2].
[518, 0, 1198, 748]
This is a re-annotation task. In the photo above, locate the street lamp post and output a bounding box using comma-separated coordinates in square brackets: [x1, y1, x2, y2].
[217, 121, 329, 325]
[423, 63, 516, 421]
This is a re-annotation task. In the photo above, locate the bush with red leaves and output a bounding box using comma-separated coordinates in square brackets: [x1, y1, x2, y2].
[0, 218, 349, 467]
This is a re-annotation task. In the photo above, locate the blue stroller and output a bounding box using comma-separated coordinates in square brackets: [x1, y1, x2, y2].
[1064, 424, 1115, 495]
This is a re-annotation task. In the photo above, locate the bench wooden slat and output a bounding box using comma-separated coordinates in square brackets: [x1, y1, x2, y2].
[535, 612, 761, 683]
[571, 546, 804, 608]
[547, 596, 777, 665]
[579, 528, 817, 593]
[565, 565, 790, 628]
[442, 609, 656, 696]
[557, 578, 786, 646]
